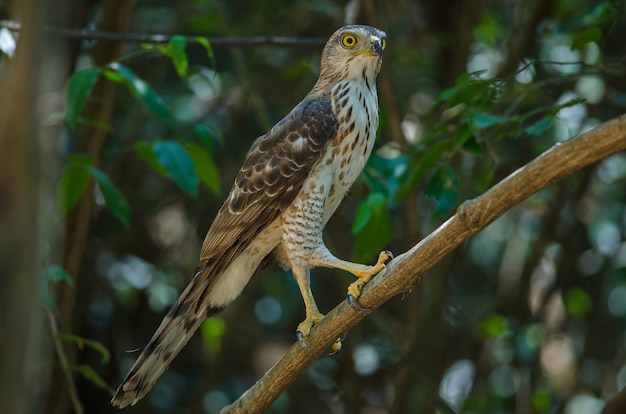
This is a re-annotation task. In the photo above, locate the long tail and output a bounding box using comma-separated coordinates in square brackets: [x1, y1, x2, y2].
[111, 261, 221, 408]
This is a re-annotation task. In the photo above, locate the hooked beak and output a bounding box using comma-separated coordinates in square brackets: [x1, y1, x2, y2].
[369, 37, 384, 56]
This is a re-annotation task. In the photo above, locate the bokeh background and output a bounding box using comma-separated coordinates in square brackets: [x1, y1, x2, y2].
[1, 0, 626, 413]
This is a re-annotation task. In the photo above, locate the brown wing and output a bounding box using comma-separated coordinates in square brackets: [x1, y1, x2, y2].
[198, 96, 339, 277]
[111, 96, 338, 408]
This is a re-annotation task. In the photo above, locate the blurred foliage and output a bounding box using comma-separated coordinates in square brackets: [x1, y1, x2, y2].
[2, 0, 626, 413]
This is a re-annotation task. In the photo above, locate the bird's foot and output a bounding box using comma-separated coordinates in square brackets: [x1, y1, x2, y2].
[296, 311, 324, 348]
[347, 250, 393, 311]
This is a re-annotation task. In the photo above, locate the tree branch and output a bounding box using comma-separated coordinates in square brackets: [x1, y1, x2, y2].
[0, 20, 326, 47]
[221, 114, 626, 413]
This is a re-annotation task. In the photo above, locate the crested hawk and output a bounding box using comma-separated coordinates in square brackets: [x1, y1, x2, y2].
[112, 24, 389, 408]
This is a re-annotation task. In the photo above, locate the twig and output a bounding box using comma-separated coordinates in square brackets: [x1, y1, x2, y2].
[48, 312, 84, 414]
[220, 113, 626, 413]
[0, 20, 326, 47]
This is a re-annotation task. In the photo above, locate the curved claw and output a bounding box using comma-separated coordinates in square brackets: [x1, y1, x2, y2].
[296, 330, 312, 349]
[382, 250, 394, 264]
[348, 293, 369, 312]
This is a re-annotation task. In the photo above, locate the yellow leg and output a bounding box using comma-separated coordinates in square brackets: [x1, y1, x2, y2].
[291, 250, 393, 348]
[292, 267, 324, 346]
[313, 250, 393, 311]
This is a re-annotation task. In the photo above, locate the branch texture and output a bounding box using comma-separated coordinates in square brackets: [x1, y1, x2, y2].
[221, 114, 626, 413]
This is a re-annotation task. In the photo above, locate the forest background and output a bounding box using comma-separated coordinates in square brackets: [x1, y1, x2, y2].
[1, 0, 626, 413]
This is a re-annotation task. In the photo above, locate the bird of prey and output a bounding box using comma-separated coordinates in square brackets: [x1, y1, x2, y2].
[112, 24, 389, 408]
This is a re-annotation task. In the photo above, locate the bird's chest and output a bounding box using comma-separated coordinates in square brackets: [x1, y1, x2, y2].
[324, 82, 379, 208]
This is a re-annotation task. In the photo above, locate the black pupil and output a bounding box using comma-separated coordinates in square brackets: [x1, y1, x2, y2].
[346, 37, 353, 44]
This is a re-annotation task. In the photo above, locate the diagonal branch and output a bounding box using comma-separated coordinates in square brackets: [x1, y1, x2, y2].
[221, 113, 626, 414]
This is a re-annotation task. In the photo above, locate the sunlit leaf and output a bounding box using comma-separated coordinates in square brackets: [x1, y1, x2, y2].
[564, 288, 592, 317]
[153, 141, 199, 197]
[88, 167, 131, 227]
[106, 62, 170, 122]
[168, 35, 188, 77]
[64, 67, 102, 129]
[201, 318, 226, 357]
[482, 313, 509, 338]
[183, 142, 220, 195]
[57, 154, 93, 214]
[474, 14, 501, 47]
[533, 389, 552, 411]
[56, 333, 111, 364]
[195, 36, 216, 69]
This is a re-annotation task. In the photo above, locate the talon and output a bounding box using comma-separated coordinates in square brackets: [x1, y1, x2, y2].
[348, 293, 369, 312]
[296, 311, 324, 349]
[296, 330, 312, 349]
[382, 250, 394, 264]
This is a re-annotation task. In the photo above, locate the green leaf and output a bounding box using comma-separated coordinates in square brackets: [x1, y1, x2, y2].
[524, 116, 553, 135]
[396, 141, 452, 202]
[64, 67, 102, 129]
[201, 318, 226, 357]
[183, 142, 220, 195]
[56, 333, 111, 364]
[43, 265, 73, 285]
[564, 288, 592, 317]
[88, 167, 131, 227]
[425, 166, 460, 216]
[57, 154, 93, 213]
[168, 35, 188, 77]
[437, 72, 492, 108]
[69, 364, 115, 394]
[195, 36, 216, 69]
[106, 62, 171, 122]
[482, 314, 509, 338]
[352, 192, 392, 263]
[195, 123, 223, 151]
[571, 27, 602, 50]
[40, 265, 74, 309]
[474, 14, 501, 47]
[461, 134, 483, 155]
[533, 389, 552, 412]
[153, 141, 199, 197]
[470, 113, 513, 129]
[135, 141, 169, 176]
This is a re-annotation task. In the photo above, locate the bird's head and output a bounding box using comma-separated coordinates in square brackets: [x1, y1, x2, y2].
[316, 25, 387, 89]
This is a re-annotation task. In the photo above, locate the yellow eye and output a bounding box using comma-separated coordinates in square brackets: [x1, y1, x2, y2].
[381, 39, 386, 50]
[341, 34, 358, 49]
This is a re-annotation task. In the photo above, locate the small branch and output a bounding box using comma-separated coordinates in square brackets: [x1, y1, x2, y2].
[0, 20, 326, 47]
[221, 114, 626, 413]
[48, 312, 84, 414]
